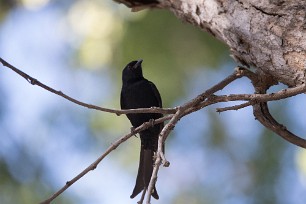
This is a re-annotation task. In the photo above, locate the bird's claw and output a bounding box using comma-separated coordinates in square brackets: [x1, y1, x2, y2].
[149, 119, 155, 127]
[130, 127, 138, 137]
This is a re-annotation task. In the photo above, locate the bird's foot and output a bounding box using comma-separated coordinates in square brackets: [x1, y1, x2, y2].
[149, 119, 155, 127]
[130, 127, 138, 137]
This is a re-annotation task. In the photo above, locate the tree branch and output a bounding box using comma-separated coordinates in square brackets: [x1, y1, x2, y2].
[143, 68, 247, 203]
[112, 0, 306, 87]
[146, 108, 182, 204]
[253, 101, 306, 148]
[39, 114, 172, 204]
[0, 58, 175, 115]
[2, 58, 306, 203]
[216, 101, 253, 112]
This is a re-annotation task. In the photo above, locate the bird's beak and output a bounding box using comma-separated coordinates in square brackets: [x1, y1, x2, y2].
[133, 59, 143, 68]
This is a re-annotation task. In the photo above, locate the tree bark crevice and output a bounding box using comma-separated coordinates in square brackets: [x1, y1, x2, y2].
[128, 0, 306, 87]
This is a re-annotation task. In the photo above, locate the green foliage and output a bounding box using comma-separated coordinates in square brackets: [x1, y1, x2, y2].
[0, 0, 16, 21]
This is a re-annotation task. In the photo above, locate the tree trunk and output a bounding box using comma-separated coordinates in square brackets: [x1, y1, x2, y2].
[115, 0, 306, 87]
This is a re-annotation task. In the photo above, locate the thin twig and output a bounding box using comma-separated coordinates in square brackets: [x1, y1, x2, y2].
[145, 68, 245, 202]
[146, 108, 183, 203]
[137, 188, 147, 204]
[3, 58, 306, 204]
[40, 115, 172, 204]
[160, 151, 170, 167]
[180, 67, 245, 110]
[191, 84, 306, 114]
[0, 58, 175, 115]
[216, 101, 253, 112]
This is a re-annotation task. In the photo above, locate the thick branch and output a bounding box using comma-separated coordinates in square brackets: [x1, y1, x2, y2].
[113, 0, 306, 87]
[253, 102, 306, 148]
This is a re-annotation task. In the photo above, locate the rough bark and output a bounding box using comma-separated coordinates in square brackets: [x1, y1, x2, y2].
[115, 0, 306, 87]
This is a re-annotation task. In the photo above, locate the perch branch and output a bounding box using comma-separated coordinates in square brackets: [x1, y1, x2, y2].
[145, 67, 247, 203]
[0, 58, 175, 115]
[2, 58, 306, 203]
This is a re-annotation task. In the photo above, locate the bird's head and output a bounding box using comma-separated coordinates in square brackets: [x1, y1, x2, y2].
[122, 59, 144, 83]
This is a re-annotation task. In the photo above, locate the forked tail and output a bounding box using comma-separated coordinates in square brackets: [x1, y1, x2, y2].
[130, 146, 159, 199]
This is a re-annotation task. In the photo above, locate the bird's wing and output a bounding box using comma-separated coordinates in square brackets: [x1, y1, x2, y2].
[120, 88, 127, 109]
[148, 81, 162, 108]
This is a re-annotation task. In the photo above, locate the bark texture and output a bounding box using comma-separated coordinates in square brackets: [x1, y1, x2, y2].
[116, 0, 306, 87]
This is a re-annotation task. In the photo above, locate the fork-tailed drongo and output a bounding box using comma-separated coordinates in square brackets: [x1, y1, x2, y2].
[120, 59, 163, 199]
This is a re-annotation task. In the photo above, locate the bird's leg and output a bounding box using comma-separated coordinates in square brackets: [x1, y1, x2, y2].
[149, 119, 155, 127]
[130, 126, 138, 138]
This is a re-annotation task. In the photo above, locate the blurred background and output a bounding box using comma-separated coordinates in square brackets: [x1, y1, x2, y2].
[1, 0, 306, 203]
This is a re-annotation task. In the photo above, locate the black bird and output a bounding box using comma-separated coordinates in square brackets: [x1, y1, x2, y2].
[120, 59, 163, 199]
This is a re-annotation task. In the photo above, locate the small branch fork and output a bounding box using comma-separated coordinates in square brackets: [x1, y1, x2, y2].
[1, 58, 306, 203]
